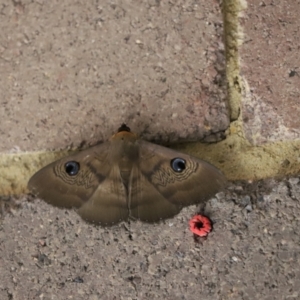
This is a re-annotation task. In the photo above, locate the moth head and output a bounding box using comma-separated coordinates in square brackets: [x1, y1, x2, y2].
[117, 123, 131, 133]
[111, 124, 138, 142]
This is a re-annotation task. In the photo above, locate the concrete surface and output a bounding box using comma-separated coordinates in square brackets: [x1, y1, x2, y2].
[239, 0, 300, 144]
[1, 1, 300, 299]
[1, 177, 300, 299]
[0, 0, 228, 153]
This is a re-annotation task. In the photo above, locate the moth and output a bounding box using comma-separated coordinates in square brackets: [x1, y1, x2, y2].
[28, 124, 226, 226]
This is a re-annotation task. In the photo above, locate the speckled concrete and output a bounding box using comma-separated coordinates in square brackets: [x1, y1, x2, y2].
[1, 178, 300, 299]
[239, 0, 300, 145]
[0, 0, 228, 153]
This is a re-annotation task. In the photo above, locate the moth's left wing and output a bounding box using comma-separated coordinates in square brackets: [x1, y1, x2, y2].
[129, 140, 226, 222]
[129, 165, 182, 222]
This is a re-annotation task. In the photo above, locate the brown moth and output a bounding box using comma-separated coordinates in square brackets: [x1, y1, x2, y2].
[28, 124, 226, 226]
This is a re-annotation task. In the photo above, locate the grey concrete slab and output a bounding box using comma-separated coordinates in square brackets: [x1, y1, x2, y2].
[0, 0, 229, 153]
[239, 0, 300, 145]
[1, 177, 299, 299]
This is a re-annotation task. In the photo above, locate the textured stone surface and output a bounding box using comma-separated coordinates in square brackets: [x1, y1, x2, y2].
[240, 0, 300, 145]
[0, 0, 228, 153]
[1, 178, 300, 299]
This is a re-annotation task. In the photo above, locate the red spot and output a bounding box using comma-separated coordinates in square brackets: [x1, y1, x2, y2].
[189, 215, 212, 237]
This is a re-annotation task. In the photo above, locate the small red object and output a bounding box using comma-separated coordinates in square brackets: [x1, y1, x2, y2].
[189, 214, 212, 237]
